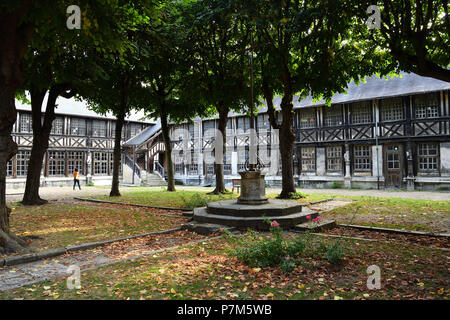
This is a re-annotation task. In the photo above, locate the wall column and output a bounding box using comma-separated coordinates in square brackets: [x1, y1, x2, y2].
[344, 143, 351, 188]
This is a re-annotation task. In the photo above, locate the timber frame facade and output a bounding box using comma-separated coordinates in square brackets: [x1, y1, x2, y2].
[7, 109, 152, 189]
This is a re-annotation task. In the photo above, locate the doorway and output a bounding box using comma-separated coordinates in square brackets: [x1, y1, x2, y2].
[384, 144, 404, 188]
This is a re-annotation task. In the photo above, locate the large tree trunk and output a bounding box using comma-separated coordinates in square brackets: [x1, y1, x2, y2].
[159, 102, 175, 192]
[0, 2, 33, 253]
[211, 104, 228, 194]
[22, 85, 73, 205]
[22, 88, 51, 205]
[110, 110, 125, 197]
[261, 75, 297, 199]
[278, 95, 297, 198]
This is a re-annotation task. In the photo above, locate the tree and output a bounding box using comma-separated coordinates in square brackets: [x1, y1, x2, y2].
[181, 0, 250, 194]
[357, 0, 449, 82]
[79, 2, 156, 197]
[0, 1, 34, 253]
[19, 33, 96, 205]
[138, 2, 207, 192]
[0, 0, 153, 253]
[239, 0, 390, 198]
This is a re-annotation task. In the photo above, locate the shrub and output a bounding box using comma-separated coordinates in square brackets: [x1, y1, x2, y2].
[224, 220, 347, 273]
[323, 240, 346, 265]
[181, 192, 208, 209]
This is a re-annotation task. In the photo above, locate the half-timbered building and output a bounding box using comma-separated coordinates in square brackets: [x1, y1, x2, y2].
[6, 98, 154, 189]
[131, 72, 450, 191]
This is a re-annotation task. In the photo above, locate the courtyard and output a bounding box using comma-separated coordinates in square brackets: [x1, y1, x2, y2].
[0, 186, 448, 300]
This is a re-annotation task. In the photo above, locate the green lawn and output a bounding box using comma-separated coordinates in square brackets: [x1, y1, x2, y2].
[320, 197, 450, 233]
[4, 203, 188, 256]
[87, 189, 450, 232]
[88, 189, 336, 209]
[1, 232, 447, 300]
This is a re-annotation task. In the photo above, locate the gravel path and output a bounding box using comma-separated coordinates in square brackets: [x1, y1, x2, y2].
[6, 185, 450, 202]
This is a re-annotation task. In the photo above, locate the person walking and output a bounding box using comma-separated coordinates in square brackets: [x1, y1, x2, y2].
[73, 168, 81, 190]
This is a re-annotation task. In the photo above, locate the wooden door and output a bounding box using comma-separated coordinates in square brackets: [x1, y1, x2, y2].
[384, 144, 403, 188]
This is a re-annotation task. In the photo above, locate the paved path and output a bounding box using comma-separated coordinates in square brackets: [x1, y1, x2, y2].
[6, 185, 450, 202]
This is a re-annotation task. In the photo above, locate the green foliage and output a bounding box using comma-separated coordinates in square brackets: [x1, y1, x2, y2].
[225, 220, 348, 273]
[85, 182, 95, 187]
[180, 192, 208, 209]
[331, 181, 341, 189]
[289, 192, 307, 199]
[323, 240, 346, 265]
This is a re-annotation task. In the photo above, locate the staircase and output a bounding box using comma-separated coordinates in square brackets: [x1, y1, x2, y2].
[122, 155, 166, 187]
[142, 171, 167, 187]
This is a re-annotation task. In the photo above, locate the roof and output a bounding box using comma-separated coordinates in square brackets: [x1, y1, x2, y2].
[198, 72, 450, 120]
[15, 93, 155, 124]
[123, 119, 162, 147]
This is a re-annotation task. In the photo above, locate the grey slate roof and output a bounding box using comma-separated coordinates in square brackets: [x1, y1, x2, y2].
[15, 94, 155, 124]
[124, 119, 161, 147]
[214, 72, 450, 119]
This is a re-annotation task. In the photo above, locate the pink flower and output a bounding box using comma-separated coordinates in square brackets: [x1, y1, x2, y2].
[270, 220, 280, 227]
[306, 215, 311, 220]
[285, 256, 290, 260]
[221, 227, 225, 231]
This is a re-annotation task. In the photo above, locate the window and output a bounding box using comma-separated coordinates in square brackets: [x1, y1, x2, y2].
[129, 123, 142, 138]
[206, 164, 215, 175]
[111, 122, 126, 139]
[417, 143, 439, 172]
[203, 120, 215, 138]
[94, 152, 109, 175]
[326, 146, 343, 172]
[16, 151, 30, 176]
[92, 120, 106, 137]
[351, 101, 372, 124]
[48, 151, 65, 176]
[324, 106, 343, 127]
[237, 148, 249, 169]
[109, 154, 121, 175]
[68, 151, 84, 175]
[187, 151, 198, 174]
[175, 163, 184, 173]
[51, 117, 64, 135]
[300, 147, 315, 172]
[71, 118, 86, 136]
[188, 124, 195, 139]
[257, 114, 270, 131]
[7, 158, 13, 176]
[299, 109, 316, 128]
[354, 145, 371, 172]
[236, 117, 250, 133]
[414, 93, 440, 119]
[381, 97, 403, 121]
[20, 113, 32, 133]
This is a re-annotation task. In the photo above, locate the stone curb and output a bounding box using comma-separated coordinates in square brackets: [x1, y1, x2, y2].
[1, 227, 182, 267]
[74, 197, 191, 211]
[338, 224, 450, 238]
[306, 198, 336, 205]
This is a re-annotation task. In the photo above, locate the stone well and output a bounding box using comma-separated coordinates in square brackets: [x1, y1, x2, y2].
[191, 170, 316, 230]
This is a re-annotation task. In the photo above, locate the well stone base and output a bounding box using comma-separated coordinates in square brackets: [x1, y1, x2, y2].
[192, 199, 317, 230]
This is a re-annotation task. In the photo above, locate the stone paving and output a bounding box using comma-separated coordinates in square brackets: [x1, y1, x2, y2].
[0, 251, 111, 291]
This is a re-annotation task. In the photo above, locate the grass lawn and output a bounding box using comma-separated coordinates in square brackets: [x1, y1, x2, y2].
[319, 197, 450, 233]
[87, 189, 449, 233]
[4, 202, 188, 256]
[88, 189, 337, 209]
[1, 232, 447, 300]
